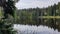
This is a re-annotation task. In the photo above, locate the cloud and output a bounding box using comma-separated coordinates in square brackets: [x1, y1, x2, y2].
[15, 0, 60, 9]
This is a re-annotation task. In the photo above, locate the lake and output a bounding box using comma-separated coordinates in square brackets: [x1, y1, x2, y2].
[13, 24, 60, 34]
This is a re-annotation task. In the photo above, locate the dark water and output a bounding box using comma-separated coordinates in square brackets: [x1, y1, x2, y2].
[13, 24, 60, 34]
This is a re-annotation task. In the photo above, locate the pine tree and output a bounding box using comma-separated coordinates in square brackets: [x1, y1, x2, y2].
[0, 0, 19, 34]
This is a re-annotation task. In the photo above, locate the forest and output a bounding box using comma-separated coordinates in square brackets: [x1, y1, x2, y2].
[0, 0, 60, 34]
[15, 2, 60, 24]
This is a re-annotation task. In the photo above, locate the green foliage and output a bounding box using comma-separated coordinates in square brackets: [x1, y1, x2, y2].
[0, 0, 19, 34]
[3, 0, 16, 19]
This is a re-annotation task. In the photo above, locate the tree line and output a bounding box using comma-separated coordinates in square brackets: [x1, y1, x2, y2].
[15, 2, 60, 24]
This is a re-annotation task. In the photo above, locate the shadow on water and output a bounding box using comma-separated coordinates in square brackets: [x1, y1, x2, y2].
[38, 18, 60, 32]
[15, 18, 60, 32]
[13, 18, 60, 34]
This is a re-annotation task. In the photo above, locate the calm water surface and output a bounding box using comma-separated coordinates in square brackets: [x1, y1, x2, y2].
[13, 24, 60, 34]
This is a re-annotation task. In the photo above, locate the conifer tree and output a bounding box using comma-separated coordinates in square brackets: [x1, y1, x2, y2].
[0, 0, 19, 34]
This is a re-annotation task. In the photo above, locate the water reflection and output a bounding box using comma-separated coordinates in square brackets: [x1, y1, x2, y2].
[16, 18, 60, 32]
[13, 24, 60, 34]
[37, 18, 60, 32]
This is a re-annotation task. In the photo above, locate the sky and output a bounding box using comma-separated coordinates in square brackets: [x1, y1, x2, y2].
[15, 0, 60, 9]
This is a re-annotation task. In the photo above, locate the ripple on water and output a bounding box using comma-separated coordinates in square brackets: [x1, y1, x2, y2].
[13, 24, 60, 34]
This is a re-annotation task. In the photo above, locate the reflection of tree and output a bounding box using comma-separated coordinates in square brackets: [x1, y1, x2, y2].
[40, 18, 60, 32]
